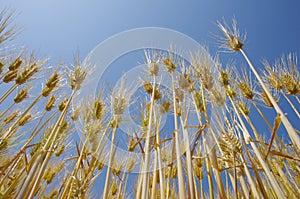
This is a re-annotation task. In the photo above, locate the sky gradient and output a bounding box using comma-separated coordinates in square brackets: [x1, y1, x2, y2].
[2, 0, 300, 65]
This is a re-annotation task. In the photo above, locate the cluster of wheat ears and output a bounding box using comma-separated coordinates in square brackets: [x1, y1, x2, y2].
[0, 9, 299, 199]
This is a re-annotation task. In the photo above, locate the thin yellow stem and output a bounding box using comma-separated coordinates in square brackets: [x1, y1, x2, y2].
[228, 97, 286, 198]
[141, 75, 156, 199]
[171, 74, 186, 199]
[282, 92, 300, 118]
[0, 101, 14, 118]
[180, 116, 195, 198]
[150, 151, 158, 199]
[252, 101, 272, 130]
[203, 135, 214, 199]
[155, 115, 165, 199]
[240, 49, 300, 151]
[102, 126, 118, 199]
[1, 94, 42, 143]
[0, 83, 18, 104]
[16, 90, 75, 199]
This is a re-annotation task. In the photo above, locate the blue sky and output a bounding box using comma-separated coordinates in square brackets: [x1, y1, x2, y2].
[1, 0, 300, 197]
[2, 0, 300, 64]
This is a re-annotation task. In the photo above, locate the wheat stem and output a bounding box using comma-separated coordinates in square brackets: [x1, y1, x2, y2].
[0, 101, 14, 119]
[1, 94, 42, 144]
[229, 97, 286, 198]
[155, 115, 165, 199]
[242, 139, 269, 198]
[240, 49, 300, 151]
[210, 147, 227, 198]
[295, 96, 300, 103]
[180, 116, 195, 198]
[171, 73, 186, 199]
[141, 75, 156, 199]
[203, 134, 214, 199]
[275, 161, 298, 197]
[251, 101, 272, 130]
[150, 150, 158, 199]
[102, 126, 118, 199]
[282, 92, 300, 118]
[0, 83, 17, 104]
[16, 90, 75, 199]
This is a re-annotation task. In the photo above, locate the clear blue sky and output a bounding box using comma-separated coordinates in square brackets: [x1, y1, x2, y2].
[2, 0, 300, 64]
[1, 0, 300, 197]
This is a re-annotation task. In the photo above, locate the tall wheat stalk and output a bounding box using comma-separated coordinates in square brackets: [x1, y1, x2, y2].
[1, 10, 300, 199]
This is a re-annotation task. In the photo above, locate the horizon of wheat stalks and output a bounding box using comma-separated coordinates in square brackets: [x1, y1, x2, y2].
[0, 10, 299, 199]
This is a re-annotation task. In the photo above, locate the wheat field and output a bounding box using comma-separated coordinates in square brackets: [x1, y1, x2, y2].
[0, 10, 299, 199]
